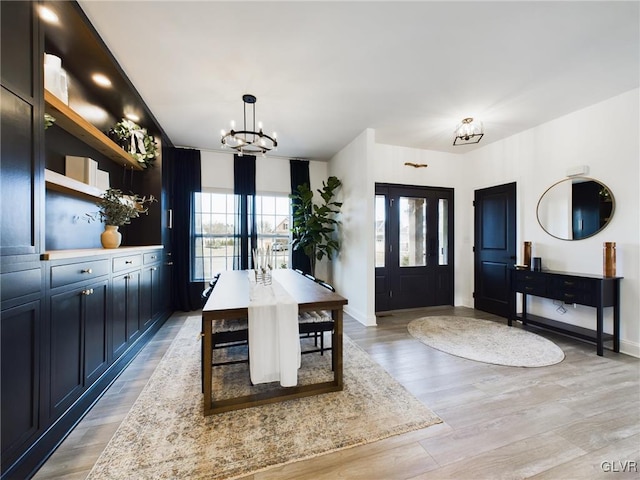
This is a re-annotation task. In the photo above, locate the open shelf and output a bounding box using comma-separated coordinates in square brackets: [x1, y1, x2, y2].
[45, 169, 104, 201]
[515, 313, 614, 344]
[44, 90, 143, 171]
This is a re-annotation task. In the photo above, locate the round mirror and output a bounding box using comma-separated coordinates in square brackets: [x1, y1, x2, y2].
[536, 177, 615, 240]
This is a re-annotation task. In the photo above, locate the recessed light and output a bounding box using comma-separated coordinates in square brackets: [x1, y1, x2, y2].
[125, 113, 140, 122]
[92, 73, 112, 88]
[38, 6, 59, 24]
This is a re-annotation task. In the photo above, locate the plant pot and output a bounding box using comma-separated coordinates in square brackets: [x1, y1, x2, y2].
[101, 225, 122, 249]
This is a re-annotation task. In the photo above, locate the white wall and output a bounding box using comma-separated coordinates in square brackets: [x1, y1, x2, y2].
[465, 88, 640, 356]
[328, 129, 376, 326]
[373, 144, 472, 307]
[201, 151, 328, 195]
[329, 89, 638, 356]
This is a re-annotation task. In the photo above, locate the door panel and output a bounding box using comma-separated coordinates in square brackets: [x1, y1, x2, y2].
[474, 183, 516, 318]
[84, 280, 108, 386]
[375, 184, 454, 312]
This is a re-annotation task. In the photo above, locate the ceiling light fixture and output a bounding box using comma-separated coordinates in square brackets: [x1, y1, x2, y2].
[92, 73, 112, 88]
[453, 117, 483, 145]
[221, 94, 277, 156]
[38, 5, 59, 24]
[125, 112, 140, 122]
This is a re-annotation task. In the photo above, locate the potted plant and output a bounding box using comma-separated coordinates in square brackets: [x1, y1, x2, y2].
[109, 118, 158, 168]
[290, 176, 342, 276]
[89, 188, 156, 248]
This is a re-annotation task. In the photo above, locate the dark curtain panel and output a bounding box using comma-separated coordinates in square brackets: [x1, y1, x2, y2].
[166, 146, 202, 311]
[233, 155, 257, 270]
[290, 159, 312, 274]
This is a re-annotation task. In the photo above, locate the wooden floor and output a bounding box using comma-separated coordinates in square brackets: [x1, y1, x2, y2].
[34, 306, 640, 480]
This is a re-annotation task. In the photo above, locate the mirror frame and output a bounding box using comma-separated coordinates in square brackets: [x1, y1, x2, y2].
[536, 176, 615, 241]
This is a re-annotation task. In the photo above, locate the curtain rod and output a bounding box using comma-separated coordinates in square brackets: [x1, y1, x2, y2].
[173, 145, 311, 162]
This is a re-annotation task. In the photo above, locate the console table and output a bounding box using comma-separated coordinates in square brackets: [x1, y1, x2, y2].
[510, 269, 622, 356]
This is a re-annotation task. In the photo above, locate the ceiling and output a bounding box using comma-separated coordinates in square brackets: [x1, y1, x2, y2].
[77, 1, 639, 161]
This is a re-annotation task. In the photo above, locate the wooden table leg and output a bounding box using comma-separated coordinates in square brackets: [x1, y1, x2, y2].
[202, 315, 213, 413]
[333, 308, 343, 388]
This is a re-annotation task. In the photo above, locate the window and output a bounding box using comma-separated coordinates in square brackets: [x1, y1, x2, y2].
[254, 195, 291, 269]
[192, 191, 291, 281]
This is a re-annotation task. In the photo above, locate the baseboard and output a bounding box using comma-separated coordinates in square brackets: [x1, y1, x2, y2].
[619, 339, 640, 358]
[344, 305, 375, 326]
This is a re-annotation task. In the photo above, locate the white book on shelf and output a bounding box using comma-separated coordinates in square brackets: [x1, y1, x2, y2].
[65, 156, 97, 186]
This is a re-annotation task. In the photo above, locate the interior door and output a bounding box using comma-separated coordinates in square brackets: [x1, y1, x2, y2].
[375, 184, 454, 312]
[474, 182, 516, 318]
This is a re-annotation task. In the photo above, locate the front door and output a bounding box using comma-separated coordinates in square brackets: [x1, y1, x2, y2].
[375, 184, 454, 312]
[474, 182, 516, 318]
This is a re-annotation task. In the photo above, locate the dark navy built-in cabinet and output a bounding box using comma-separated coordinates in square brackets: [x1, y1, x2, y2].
[1, 2, 173, 478]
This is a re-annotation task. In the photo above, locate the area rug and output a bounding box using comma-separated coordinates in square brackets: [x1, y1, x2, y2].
[407, 316, 565, 367]
[87, 316, 441, 480]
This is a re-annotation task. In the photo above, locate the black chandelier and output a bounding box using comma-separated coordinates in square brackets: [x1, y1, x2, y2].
[221, 94, 277, 156]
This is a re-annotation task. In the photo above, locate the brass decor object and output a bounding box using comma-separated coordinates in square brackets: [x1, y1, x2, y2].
[603, 242, 616, 277]
[523, 241, 532, 268]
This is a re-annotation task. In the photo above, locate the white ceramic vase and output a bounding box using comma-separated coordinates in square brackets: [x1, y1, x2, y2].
[101, 225, 122, 249]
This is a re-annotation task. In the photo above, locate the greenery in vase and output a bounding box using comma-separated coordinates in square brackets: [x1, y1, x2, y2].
[290, 176, 343, 275]
[109, 118, 158, 168]
[88, 188, 156, 227]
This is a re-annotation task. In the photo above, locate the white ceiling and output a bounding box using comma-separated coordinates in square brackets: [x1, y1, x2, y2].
[78, 1, 639, 161]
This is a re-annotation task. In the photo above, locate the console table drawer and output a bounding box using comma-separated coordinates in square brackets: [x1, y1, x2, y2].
[550, 276, 595, 293]
[514, 271, 546, 295]
[517, 282, 546, 296]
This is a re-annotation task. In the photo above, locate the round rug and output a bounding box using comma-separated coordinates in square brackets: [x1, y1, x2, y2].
[407, 316, 564, 367]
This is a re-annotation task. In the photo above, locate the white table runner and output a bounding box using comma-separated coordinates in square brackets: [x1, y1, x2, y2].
[248, 273, 301, 386]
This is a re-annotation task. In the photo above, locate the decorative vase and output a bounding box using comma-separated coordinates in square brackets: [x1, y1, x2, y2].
[101, 225, 122, 249]
[603, 242, 616, 277]
[523, 241, 532, 268]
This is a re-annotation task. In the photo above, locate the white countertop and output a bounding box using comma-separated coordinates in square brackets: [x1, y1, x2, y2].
[42, 245, 163, 261]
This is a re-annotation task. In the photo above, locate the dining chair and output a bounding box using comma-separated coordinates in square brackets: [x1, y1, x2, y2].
[298, 278, 335, 362]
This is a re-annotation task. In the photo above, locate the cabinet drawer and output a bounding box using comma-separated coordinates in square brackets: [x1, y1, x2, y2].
[514, 271, 546, 295]
[517, 282, 546, 296]
[1, 267, 41, 301]
[112, 254, 142, 272]
[51, 260, 109, 288]
[143, 251, 161, 264]
[550, 277, 595, 294]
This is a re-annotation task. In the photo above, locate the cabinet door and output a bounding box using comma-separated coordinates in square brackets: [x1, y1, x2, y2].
[140, 264, 160, 328]
[1, 300, 40, 468]
[1, 87, 40, 256]
[49, 289, 83, 418]
[111, 273, 128, 358]
[84, 280, 109, 386]
[1, 0, 35, 98]
[0, 1, 42, 257]
[112, 270, 141, 358]
[126, 270, 141, 342]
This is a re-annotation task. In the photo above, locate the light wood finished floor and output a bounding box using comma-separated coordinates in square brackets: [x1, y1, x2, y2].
[34, 306, 640, 479]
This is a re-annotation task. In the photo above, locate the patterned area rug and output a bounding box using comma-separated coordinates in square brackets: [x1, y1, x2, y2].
[408, 316, 565, 367]
[87, 316, 441, 480]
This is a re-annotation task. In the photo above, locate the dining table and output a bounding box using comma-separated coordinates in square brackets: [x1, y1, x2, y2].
[201, 269, 348, 416]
